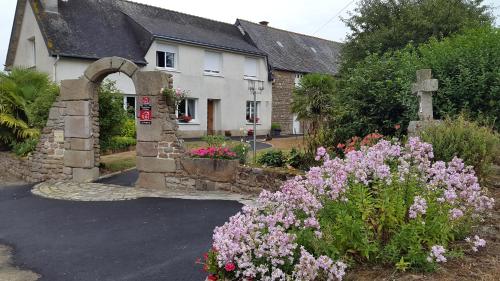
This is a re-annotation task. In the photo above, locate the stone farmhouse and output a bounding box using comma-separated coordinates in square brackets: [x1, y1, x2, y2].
[5, 0, 341, 137]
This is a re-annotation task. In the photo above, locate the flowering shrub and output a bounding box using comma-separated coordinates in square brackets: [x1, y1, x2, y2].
[202, 137, 494, 280]
[161, 87, 188, 105]
[337, 132, 384, 154]
[190, 147, 237, 160]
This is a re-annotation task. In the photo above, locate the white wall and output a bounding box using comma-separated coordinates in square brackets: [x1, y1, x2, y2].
[12, 1, 272, 137]
[142, 40, 272, 137]
[13, 0, 54, 76]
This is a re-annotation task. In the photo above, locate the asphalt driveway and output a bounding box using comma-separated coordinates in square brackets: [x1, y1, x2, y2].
[0, 183, 242, 281]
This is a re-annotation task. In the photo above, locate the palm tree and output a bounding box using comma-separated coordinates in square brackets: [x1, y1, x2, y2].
[0, 68, 57, 144]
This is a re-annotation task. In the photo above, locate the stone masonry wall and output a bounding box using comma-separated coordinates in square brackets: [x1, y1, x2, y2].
[0, 152, 34, 182]
[29, 97, 70, 182]
[272, 70, 295, 135]
[167, 162, 297, 195]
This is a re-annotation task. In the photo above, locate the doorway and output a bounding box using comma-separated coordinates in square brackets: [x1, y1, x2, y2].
[207, 100, 214, 135]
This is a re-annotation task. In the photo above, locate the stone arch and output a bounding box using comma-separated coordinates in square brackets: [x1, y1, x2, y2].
[56, 57, 184, 184]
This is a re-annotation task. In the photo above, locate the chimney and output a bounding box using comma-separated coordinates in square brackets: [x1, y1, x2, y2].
[41, 0, 59, 13]
[259, 21, 269, 26]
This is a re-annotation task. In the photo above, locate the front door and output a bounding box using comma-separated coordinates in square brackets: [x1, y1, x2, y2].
[207, 100, 214, 135]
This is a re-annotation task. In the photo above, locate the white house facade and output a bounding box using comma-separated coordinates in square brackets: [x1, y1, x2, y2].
[6, 0, 272, 138]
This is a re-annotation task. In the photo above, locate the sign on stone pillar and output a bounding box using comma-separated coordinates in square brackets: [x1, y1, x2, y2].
[408, 69, 440, 136]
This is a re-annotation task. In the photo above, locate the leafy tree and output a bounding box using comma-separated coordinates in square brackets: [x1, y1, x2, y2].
[419, 27, 500, 126]
[292, 74, 336, 153]
[98, 80, 127, 150]
[330, 27, 500, 144]
[341, 0, 493, 66]
[0, 68, 58, 144]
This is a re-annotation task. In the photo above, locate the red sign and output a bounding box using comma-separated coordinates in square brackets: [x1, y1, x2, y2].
[142, 97, 151, 105]
[139, 104, 152, 125]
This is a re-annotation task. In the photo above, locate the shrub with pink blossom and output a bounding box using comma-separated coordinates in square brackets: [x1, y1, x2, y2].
[190, 147, 237, 160]
[202, 137, 494, 280]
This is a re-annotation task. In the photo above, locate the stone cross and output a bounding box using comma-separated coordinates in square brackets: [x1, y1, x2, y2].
[411, 69, 438, 121]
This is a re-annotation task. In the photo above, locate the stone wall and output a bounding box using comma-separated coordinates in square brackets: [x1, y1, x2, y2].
[0, 152, 34, 182]
[164, 159, 297, 195]
[271, 70, 295, 135]
[25, 97, 70, 182]
[0, 97, 71, 183]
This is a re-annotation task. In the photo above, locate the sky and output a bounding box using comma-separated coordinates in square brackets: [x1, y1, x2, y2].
[1, 0, 499, 68]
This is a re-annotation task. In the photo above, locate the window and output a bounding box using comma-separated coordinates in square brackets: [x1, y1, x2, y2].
[123, 96, 137, 117]
[246, 101, 260, 123]
[28, 37, 36, 67]
[156, 51, 175, 68]
[244, 57, 258, 78]
[294, 73, 304, 87]
[204, 51, 222, 74]
[177, 98, 197, 123]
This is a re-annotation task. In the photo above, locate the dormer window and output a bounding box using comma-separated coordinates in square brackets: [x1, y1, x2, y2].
[276, 41, 284, 47]
[310, 47, 317, 53]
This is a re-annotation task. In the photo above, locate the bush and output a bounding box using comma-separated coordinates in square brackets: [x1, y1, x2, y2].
[232, 143, 250, 164]
[257, 150, 286, 167]
[98, 80, 127, 150]
[120, 118, 136, 138]
[203, 138, 494, 279]
[10, 138, 39, 157]
[419, 115, 500, 182]
[190, 147, 237, 160]
[202, 135, 227, 147]
[102, 136, 136, 153]
[271, 123, 281, 130]
[287, 148, 315, 171]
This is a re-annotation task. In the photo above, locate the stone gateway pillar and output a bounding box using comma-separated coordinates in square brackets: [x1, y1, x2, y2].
[56, 57, 183, 184]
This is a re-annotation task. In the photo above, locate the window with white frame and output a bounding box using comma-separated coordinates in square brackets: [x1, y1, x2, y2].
[294, 73, 304, 87]
[246, 101, 260, 123]
[204, 51, 222, 74]
[177, 98, 197, 123]
[156, 45, 177, 69]
[244, 57, 258, 78]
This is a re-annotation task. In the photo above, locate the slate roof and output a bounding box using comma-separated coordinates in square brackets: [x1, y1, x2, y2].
[6, 0, 263, 68]
[237, 19, 342, 75]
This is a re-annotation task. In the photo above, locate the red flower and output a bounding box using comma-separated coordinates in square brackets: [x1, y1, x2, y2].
[203, 264, 209, 272]
[337, 143, 346, 149]
[207, 274, 218, 281]
[224, 262, 236, 272]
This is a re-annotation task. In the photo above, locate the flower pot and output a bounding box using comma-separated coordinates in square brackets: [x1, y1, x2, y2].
[181, 158, 239, 182]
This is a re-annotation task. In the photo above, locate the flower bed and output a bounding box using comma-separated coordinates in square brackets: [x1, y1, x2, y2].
[201, 137, 494, 280]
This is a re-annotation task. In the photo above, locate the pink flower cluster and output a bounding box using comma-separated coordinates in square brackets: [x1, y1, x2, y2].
[427, 245, 447, 263]
[190, 147, 237, 159]
[208, 137, 494, 278]
[465, 235, 486, 252]
[409, 196, 427, 218]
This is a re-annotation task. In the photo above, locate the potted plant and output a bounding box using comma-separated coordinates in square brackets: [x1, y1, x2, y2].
[271, 123, 282, 136]
[246, 115, 260, 124]
[181, 146, 240, 182]
[178, 115, 192, 123]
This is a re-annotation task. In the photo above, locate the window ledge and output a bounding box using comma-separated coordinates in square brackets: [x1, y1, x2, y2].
[177, 121, 200, 125]
[246, 123, 262, 125]
[244, 76, 259, 81]
[156, 67, 181, 73]
[204, 72, 224, 78]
